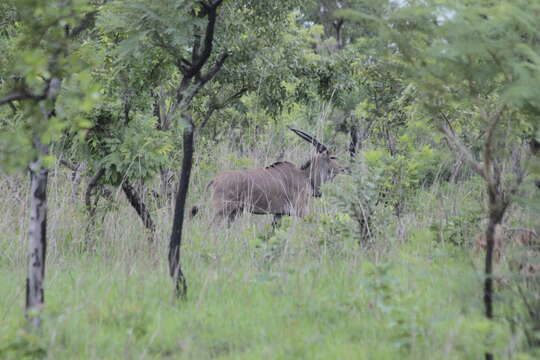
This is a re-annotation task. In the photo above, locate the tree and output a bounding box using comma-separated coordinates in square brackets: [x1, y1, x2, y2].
[0, 0, 100, 327]
[97, 0, 304, 298]
[364, 0, 540, 358]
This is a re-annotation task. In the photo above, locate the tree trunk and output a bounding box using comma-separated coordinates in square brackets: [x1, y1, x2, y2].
[483, 217, 499, 317]
[122, 179, 156, 242]
[333, 18, 344, 50]
[349, 125, 359, 158]
[484, 201, 505, 360]
[26, 158, 49, 328]
[84, 168, 105, 247]
[483, 221, 497, 360]
[482, 115, 507, 360]
[168, 119, 194, 299]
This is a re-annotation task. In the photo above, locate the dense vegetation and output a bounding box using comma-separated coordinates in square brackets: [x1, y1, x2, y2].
[0, 0, 539, 359]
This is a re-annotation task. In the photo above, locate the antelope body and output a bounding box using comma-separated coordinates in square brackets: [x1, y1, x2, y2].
[207, 129, 344, 225]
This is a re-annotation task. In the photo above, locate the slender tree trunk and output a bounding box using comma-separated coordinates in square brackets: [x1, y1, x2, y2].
[483, 217, 498, 319]
[272, 214, 283, 229]
[484, 220, 497, 360]
[349, 125, 359, 158]
[84, 168, 105, 246]
[333, 18, 344, 50]
[168, 119, 194, 299]
[122, 179, 156, 241]
[26, 157, 49, 328]
[482, 112, 507, 360]
[484, 200, 505, 360]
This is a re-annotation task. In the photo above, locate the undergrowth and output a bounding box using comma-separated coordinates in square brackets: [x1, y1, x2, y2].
[0, 148, 538, 359]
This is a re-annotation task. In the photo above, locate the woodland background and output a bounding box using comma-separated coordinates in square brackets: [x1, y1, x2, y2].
[0, 0, 539, 359]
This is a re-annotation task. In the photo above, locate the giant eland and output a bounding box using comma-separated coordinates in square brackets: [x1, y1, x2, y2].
[196, 128, 345, 226]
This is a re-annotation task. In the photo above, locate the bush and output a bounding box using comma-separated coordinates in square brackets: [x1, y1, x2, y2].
[323, 156, 390, 246]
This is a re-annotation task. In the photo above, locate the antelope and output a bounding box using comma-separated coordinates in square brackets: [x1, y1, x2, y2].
[198, 128, 345, 226]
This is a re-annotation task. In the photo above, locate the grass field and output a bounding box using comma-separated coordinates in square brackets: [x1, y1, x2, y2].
[0, 146, 537, 359]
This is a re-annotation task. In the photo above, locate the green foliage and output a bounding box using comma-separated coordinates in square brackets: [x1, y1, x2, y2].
[376, 0, 539, 142]
[361, 122, 446, 214]
[0, 328, 47, 360]
[429, 209, 483, 247]
[2, 0, 540, 358]
[312, 212, 354, 248]
[323, 157, 386, 244]
[0, 0, 101, 171]
[98, 114, 172, 184]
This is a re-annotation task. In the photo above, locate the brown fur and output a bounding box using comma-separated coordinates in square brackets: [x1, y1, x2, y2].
[208, 152, 344, 225]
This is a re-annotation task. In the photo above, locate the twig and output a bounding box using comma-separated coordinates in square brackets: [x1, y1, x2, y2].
[438, 122, 485, 179]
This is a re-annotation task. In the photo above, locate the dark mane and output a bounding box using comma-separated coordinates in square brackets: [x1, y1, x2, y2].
[300, 160, 311, 170]
[266, 161, 295, 169]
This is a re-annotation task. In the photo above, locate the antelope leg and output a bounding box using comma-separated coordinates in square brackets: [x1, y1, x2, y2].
[272, 214, 283, 229]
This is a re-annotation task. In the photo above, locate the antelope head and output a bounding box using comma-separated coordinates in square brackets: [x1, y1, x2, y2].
[290, 128, 346, 196]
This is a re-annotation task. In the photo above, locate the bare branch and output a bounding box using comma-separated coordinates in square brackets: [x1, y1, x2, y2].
[178, 57, 192, 68]
[121, 180, 156, 239]
[152, 32, 192, 74]
[0, 90, 36, 106]
[85, 168, 105, 214]
[438, 122, 485, 179]
[199, 52, 228, 85]
[440, 112, 455, 135]
[8, 102, 17, 113]
[212, 0, 225, 8]
[199, 87, 247, 130]
[482, 104, 506, 195]
[68, 10, 98, 39]
[192, 30, 201, 63]
[199, 106, 217, 131]
[67, 0, 109, 39]
[507, 144, 531, 199]
[59, 159, 79, 172]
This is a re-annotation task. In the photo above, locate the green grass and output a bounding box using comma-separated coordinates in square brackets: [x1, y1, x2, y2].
[0, 165, 536, 359]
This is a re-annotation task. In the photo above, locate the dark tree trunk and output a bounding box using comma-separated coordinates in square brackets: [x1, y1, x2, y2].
[168, 119, 194, 299]
[438, 107, 518, 360]
[483, 218, 498, 320]
[484, 223, 496, 360]
[481, 112, 509, 360]
[160, 0, 225, 298]
[483, 200, 506, 360]
[333, 18, 344, 50]
[271, 214, 283, 229]
[349, 125, 359, 158]
[122, 179, 156, 241]
[26, 158, 49, 328]
[84, 168, 105, 246]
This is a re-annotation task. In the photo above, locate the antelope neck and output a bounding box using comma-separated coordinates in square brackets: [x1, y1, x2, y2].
[301, 163, 321, 197]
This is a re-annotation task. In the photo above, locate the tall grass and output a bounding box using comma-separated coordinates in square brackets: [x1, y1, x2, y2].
[0, 139, 536, 359]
